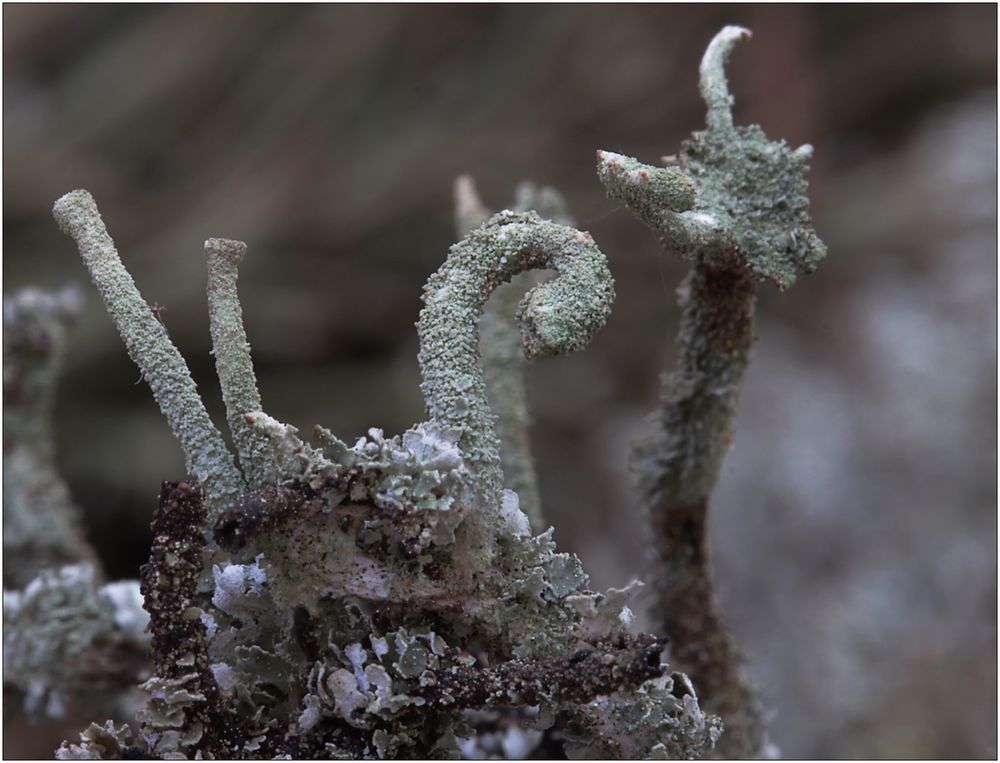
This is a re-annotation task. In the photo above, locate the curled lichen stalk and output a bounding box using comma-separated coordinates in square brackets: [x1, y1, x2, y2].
[418, 209, 614, 511]
[452, 177, 578, 533]
[205, 238, 278, 488]
[53, 191, 246, 518]
[598, 25, 826, 758]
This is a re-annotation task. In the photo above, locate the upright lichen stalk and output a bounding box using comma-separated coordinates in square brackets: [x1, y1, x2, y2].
[52, 191, 246, 519]
[598, 26, 826, 758]
[205, 237, 278, 488]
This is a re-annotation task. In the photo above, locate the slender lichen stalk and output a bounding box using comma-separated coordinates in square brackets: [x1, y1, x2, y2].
[635, 264, 762, 759]
[700, 25, 751, 134]
[52, 190, 245, 519]
[597, 26, 827, 758]
[417, 210, 614, 516]
[452, 177, 579, 533]
[205, 238, 277, 488]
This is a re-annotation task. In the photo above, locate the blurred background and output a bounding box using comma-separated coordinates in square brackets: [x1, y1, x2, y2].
[3, 4, 996, 759]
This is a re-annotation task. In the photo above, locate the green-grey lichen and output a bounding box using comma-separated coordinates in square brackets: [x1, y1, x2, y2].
[56, 720, 134, 760]
[562, 672, 722, 759]
[414, 208, 615, 586]
[205, 238, 279, 489]
[52, 190, 246, 519]
[2, 286, 151, 726]
[3, 285, 100, 587]
[597, 26, 824, 290]
[48, 72, 744, 755]
[49, 186, 718, 758]
[3, 564, 149, 719]
[419, 209, 614, 510]
[597, 26, 827, 759]
[454, 175, 579, 534]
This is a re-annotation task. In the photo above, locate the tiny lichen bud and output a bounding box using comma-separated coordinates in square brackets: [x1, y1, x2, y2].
[699, 25, 752, 134]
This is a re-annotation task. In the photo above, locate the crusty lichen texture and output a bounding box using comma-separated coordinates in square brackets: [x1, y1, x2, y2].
[453, 176, 581, 534]
[52, 191, 246, 519]
[598, 26, 825, 291]
[598, 25, 827, 759]
[205, 237, 279, 489]
[418, 209, 614, 503]
[51, 171, 717, 757]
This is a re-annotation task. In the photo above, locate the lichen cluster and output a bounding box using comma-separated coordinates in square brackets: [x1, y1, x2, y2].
[45, 182, 717, 758]
[3, 286, 152, 721]
[8, 25, 828, 760]
[4, 564, 148, 720]
[597, 25, 826, 759]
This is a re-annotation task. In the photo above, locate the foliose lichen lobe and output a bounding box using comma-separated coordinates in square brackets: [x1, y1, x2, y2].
[672, 123, 826, 289]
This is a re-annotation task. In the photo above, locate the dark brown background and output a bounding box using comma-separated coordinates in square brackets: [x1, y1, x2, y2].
[4, 4, 997, 758]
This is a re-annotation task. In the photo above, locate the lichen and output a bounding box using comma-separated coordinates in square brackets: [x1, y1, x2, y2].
[28, 26, 835, 760]
[52, 191, 246, 519]
[597, 26, 825, 290]
[3, 564, 149, 719]
[418, 208, 615, 512]
[55, 720, 134, 760]
[597, 25, 826, 759]
[48, 187, 715, 758]
[205, 238, 279, 489]
[454, 176, 579, 534]
[3, 285, 100, 587]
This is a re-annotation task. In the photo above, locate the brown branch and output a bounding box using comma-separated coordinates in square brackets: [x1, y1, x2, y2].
[417, 634, 667, 710]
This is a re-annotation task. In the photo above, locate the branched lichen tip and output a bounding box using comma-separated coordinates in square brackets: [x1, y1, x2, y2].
[699, 25, 752, 133]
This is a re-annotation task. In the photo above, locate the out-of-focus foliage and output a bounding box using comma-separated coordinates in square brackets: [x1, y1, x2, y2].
[3, 4, 996, 758]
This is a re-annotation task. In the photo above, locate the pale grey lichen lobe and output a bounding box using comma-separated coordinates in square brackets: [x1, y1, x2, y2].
[598, 25, 826, 290]
[52, 190, 245, 517]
